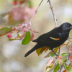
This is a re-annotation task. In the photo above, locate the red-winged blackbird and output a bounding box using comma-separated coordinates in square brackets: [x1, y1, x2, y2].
[25, 22, 72, 57]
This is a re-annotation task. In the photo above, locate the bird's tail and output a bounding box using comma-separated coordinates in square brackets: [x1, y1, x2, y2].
[24, 44, 39, 57]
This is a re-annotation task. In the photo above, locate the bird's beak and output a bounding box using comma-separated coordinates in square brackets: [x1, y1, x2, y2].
[70, 25, 72, 29]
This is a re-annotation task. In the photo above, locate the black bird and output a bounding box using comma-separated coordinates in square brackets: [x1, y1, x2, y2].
[25, 22, 72, 57]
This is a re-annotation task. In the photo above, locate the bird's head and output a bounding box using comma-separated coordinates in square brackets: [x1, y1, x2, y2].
[60, 22, 72, 32]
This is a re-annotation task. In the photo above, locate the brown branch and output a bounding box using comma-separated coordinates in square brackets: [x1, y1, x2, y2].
[59, 67, 62, 72]
[35, 0, 43, 13]
[47, 0, 59, 57]
[59, 66, 63, 72]
[28, 0, 43, 21]
[14, 33, 26, 40]
[68, 53, 70, 60]
[47, 0, 57, 27]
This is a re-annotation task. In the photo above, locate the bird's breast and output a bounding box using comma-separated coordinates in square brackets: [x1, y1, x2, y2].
[61, 32, 69, 40]
[59, 32, 69, 45]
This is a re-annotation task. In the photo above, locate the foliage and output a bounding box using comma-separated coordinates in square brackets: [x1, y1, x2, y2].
[45, 58, 54, 72]
[0, 27, 12, 36]
[61, 53, 68, 57]
[36, 46, 48, 56]
[53, 64, 60, 72]
[45, 42, 72, 72]
[22, 31, 31, 45]
[0, 0, 38, 44]
[44, 47, 59, 58]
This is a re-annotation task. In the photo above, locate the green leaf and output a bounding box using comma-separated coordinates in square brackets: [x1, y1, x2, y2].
[36, 46, 48, 56]
[57, 52, 59, 55]
[69, 62, 72, 67]
[66, 66, 72, 72]
[6, 27, 12, 33]
[53, 64, 60, 72]
[66, 42, 70, 47]
[22, 31, 31, 45]
[64, 59, 67, 62]
[60, 59, 64, 66]
[48, 47, 51, 50]
[63, 63, 67, 69]
[49, 53, 56, 57]
[36, 48, 42, 56]
[17, 34, 20, 37]
[71, 43, 72, 47]
[28, 0, 32, 7]
[61, 53, 68, 57]
[0, 27, 12, 36]
[46, 47, 59, 57]
[64, 62, 72, 72]
[55, 60, 58, 65]
[45, 63, 54, 72]
[8, 39, 20, 41]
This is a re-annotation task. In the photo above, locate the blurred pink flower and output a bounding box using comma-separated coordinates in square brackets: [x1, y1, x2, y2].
[69, 47, 72, 53]
[10, 6, 37, 21]
[22, 22, 31, 32]
[46, 58, 54, 66]
[15, 22, 31, 32]
[30, 33, 34, 41]
[23, 7, 37, 20]
[7, 33, 12, 38]
[45, 58, 54, 72]
[13, 1, 17, 5]
[57, 56, 61, 64]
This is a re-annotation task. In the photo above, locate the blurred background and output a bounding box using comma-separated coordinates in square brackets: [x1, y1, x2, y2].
[0, 0, 72, 72]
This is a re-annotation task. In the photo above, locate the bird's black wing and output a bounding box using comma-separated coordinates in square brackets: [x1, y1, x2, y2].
[33, 28, 61, 44]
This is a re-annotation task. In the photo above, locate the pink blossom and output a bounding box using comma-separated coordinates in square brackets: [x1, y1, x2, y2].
[15, 22, 31, 32]
[13, 1, 17, 5]
[7, 33, 12, 38]
[46, 58, 54, 66]
[23, 28, 28, 32]
[31, 33, 34, 41]
[69, 47, 72, 53]
[10, 6, 36, 21]
[22, 23, 27, 27]
[22, 22, 31, 32]
[57, 56, 61, 64]
[45, 58, 54, 72]
[11, 7, 24, 21]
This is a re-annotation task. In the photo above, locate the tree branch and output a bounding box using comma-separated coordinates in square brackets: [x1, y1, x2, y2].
[47, 0, 57, 27]
[59, 66, 63, 72]
[28, 0, 43, 21]
[35, 0, 44, 13]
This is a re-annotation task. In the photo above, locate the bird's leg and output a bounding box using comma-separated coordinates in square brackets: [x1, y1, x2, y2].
[51, 49, 58, 56]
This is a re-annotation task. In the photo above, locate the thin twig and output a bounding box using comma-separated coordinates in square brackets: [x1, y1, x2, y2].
[59, 66, 63, 72]
[68, 53, 70, 60]
[28, 0, 43, 21]
[47, 0, 57, 27]
[48, 0, 59, 56]
[35, 0, 43, 13]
